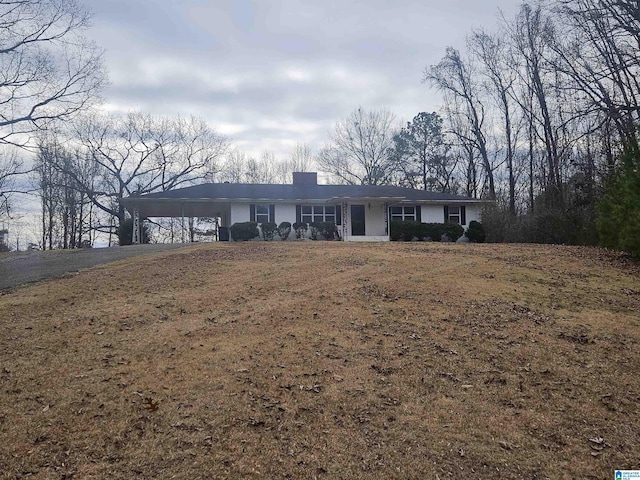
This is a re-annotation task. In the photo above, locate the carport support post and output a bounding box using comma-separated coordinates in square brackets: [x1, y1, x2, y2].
[181, 204, 185, 243]
[132, 207, 140, 244]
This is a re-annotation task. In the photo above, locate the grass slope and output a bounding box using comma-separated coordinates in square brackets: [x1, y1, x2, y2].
[0, 242, 639, 479]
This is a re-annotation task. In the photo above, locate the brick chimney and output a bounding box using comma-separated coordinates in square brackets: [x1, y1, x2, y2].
[292, 172, 317, 185]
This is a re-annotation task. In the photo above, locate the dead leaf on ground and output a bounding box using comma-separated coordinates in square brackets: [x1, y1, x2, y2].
[143, 397, 159, 412]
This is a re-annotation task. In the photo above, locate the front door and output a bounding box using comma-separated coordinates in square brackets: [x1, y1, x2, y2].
[351, 204, 365, 236]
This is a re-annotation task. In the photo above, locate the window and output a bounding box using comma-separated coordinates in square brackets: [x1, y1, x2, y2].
[255, 204, 269, 223]
[390, 206, 416, 221]
[445, 205, 466, 225]
[448, 206, 461, 224]
[301, 205, 335, 223]
[250, 204, 274, 223]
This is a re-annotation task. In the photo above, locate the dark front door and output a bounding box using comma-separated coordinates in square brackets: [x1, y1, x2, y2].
[351, 204, 365, 236]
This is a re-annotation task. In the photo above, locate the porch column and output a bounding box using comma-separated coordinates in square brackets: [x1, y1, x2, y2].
[384, 202, 389, 236]
[341, 202, 348, 240]
[132, 207, 140, 244]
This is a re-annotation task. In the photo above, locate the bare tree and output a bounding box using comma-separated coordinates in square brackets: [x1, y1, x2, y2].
[288, 143, 315, 173]
[552, 0, 640, 154]
[220, 149, 249, 183]
[469, 29, 520, 213]
[218, 144, 315, 185]
[0, 0, 105, 145]
[49, 112, 227, 234]
[425, 48, 497, 199]
[510, 4, 571, 207]
[317, 107, 398, 185]
[36, 137, 98, 249]
[0, 0, 105, 217]
[0, 149, 24, 219]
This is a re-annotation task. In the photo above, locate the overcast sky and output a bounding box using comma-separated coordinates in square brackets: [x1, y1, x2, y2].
[87, 0, 517, 159]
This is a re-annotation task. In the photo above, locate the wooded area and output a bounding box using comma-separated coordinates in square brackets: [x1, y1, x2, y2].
[0, 0, 639, 255]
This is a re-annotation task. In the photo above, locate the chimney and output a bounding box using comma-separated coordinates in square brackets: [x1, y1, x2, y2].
[292, 172, 317, 185]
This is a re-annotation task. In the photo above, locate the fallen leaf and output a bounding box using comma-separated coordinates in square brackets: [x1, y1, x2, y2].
[143, 397, 159, 412]
[498, 440, 514, 450]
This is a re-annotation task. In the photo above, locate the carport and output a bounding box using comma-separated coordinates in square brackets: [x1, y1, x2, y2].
[119, 196, 232, 243]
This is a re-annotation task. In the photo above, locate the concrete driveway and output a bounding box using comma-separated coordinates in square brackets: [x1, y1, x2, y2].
[0, 243, 194, 291]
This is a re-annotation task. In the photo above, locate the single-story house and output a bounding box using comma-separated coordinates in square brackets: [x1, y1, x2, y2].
[119, 172, 486, 243]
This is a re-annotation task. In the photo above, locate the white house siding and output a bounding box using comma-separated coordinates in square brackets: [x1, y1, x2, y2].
[465, 204, 482, 226]
[274, 204, 296, 226]
[420, 204, 482, 228]
[230, 203, 249, 226]
[364, 202, 387, 236]
[228, 201, 483, 241]
[420, 205, 447, 224]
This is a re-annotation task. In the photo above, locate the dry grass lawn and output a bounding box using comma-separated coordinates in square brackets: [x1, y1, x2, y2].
[0, 242, 639, 479]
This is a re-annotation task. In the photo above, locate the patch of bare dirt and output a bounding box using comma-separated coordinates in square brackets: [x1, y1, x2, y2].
[0, 242, 638, 479]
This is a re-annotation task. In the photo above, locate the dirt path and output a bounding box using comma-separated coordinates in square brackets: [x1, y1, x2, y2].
[0, 243, 194, 291]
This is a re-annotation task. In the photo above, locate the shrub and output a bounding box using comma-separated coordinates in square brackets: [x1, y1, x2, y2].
[390, 221, 464, 242]
[441, 222, 464, 242]
[317, 221, 337, 240]
[465, 220, 486, 243]
[278, 221, 292, 241]
[260, 222, 278, 241]
[117, 217, 151, 245]
[417, 223, 437, 241]
[293, 221, 308, 239]
[230, 222, 259, 241]
[390, 220, 420, 241]
[309, 222, 320, 240]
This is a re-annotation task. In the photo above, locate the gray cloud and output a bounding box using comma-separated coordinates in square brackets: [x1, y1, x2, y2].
[87, 0, 518, 159]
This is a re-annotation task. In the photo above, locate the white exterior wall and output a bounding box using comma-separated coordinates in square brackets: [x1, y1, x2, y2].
[365, 202, 387, 236]
[230, 203, 250, 225]
[420, 205, 446, 224]
[274, 204, 297, 226]
[228, 201, 483, 241]
[465, 204, 482, 226]
[420, 204, 482, 227]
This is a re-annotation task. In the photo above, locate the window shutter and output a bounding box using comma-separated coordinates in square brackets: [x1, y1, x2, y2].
[444, 206, 449, 223]
[335, 204, 342, 225]
[296, 205, 301, 223]
[461, 206, 466, 225]
[250, 204, 256, 222]
[416, 205, 422, 223]
[269, 204, 275, 223]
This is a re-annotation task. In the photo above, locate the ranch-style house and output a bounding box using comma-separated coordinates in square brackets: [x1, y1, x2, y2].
[120, 172, 485, 243]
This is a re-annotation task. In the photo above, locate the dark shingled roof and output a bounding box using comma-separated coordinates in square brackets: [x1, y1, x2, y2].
[132, 183, 482, 203]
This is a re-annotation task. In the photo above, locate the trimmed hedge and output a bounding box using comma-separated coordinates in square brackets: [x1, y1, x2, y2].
[465, 220, 486, 243]
[318, 221, 337, 240]
[390, 221, 464, 242]
[260, 222, 278, 241]
[293, 221, 308, 239]
[278, 221, 292, 241]
[309, 222, 320, 240]
[230, 222, 259, 241]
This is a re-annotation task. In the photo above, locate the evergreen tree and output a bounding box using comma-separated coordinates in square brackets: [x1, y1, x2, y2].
[597, 148, 640, 257]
